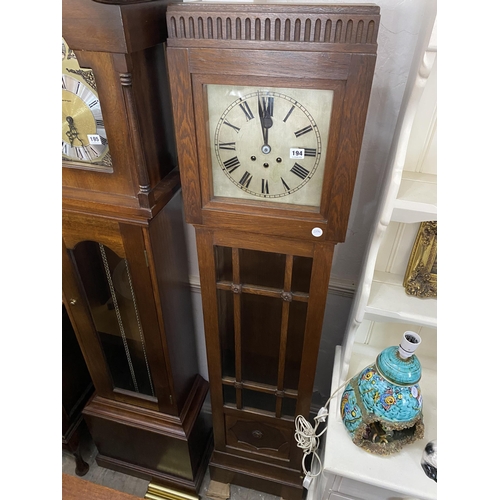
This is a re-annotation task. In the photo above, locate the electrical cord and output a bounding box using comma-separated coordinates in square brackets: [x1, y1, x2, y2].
[294, 380, 349, 488]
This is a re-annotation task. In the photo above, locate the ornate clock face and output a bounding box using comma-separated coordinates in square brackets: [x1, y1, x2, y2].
[208, 84, 333, 208]
[62, 38, 112, 170]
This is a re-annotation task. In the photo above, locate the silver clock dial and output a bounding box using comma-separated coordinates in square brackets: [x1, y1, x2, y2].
[208, 85, 333, 208]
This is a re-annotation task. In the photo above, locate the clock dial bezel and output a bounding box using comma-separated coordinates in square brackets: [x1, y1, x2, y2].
[62, 38, 113, 172]
[62, 74, 110, 166]
[193, 73, 345, 223]
[208, 84, 333, 207]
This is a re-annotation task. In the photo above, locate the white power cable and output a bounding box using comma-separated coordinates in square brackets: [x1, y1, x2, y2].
[294, 381, 349, 488]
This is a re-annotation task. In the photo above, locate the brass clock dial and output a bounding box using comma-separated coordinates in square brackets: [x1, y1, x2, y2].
[62, 38, 112, 170]
[208, 84, 333, 208]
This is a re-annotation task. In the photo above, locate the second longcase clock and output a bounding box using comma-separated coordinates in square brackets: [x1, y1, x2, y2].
[62, 194, 212, 499]
[62, 1, 213, 498]
[62, 0, 178, 216]
[166, 3, 380, 499]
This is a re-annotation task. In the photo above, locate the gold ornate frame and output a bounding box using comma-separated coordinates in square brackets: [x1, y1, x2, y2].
[403, 221, 437, 298]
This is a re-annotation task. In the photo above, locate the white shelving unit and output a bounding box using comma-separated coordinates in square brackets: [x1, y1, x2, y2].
[308, 13, 437, 500]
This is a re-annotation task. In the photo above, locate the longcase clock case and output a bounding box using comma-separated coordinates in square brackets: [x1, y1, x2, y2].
[62, 199, 212, 497]
[166, 3, 380, 499]
[62, 1, 212, 498]
[62, 0, 178, 218]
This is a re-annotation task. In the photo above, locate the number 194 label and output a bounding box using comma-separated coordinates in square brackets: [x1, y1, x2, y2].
[87, 134, 103, 145]
[290, 148, 305, 159]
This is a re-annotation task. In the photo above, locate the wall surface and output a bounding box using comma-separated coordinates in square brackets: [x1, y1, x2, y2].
[180, 0, 438, 400]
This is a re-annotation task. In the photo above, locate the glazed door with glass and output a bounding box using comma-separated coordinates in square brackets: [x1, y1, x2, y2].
[62, 214, 172, 412]
[197, 228, 334, 467]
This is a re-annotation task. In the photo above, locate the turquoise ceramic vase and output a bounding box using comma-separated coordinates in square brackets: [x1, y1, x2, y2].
[340, 331, 425, 455]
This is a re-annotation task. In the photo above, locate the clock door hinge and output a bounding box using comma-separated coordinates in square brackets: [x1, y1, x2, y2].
[144, 250, 149, 268]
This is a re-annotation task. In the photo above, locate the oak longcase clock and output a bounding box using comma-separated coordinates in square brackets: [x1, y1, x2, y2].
[166, 3, 380, 499]
[62, 1, 212, 499]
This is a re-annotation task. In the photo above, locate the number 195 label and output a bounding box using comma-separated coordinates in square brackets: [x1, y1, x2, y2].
[88, 134, 102, 145]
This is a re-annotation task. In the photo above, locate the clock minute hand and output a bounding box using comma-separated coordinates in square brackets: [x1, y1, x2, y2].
[258, 95, 273, 154]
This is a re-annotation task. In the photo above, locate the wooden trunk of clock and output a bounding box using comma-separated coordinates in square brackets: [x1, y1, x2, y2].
[196, 228, 335, 497]
[62, 1, 212, 498]
[62, 196, 212, 497]
[166, 3, 380, 499]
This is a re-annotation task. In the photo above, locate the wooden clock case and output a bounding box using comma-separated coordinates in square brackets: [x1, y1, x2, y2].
[62, 0, 179, 218]
[62, 1, 212, 498]
[166, 3, 380, 499]
[62, 200, 212, 498]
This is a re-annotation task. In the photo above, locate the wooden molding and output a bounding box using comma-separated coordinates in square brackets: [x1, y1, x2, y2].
[167, 3, 380, 52]
[188, 274, 355, 298]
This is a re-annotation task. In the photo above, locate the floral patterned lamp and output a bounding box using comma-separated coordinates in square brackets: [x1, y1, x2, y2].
[340, 331, 425, 455]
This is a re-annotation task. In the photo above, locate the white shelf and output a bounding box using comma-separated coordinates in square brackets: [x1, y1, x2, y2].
[322, 346, 437, 500]
[354, 321, 437, 362]
[314, 13, 437, 500]
[365, 271, 437, 327]
[392, 172, 437, 223]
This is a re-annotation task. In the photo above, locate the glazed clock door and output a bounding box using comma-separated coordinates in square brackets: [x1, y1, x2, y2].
[62, 213, 172, 413]
[196, 228, 334, 472]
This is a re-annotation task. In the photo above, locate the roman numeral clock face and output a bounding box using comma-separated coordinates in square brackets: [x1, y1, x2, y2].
[208, 85, 333, 207]
[61, 38, 112, 170]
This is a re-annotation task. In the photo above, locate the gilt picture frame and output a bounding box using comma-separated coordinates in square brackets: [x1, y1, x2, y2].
[403, 221, 437, 298]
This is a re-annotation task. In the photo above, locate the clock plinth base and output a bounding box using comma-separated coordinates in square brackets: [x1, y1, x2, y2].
[83, 376, 212, 499]
[94, 454, 205, 498]
[208, 450, 304, 500]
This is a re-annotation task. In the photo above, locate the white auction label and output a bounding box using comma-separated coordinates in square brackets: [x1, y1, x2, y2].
[87, 134, 103, 145]
[290, 148, 305, 159]
[311, 227, 323, 237]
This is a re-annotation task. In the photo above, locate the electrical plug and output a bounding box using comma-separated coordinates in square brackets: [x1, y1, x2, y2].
[303, 472, 313, 489]
[316, 407, 328, 422]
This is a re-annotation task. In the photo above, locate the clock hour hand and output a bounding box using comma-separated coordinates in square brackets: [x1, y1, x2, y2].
[65, 116, 84, 147]
[258, 94, 273, 154]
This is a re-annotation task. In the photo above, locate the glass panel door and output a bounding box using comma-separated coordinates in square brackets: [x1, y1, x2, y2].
[216, 245, 313, 419]
[72, 241, 155, 397]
